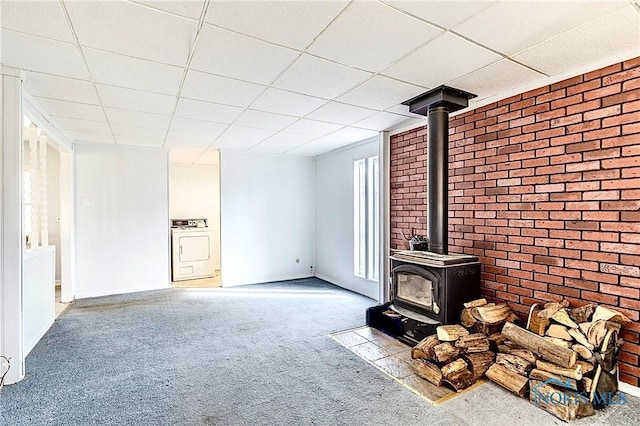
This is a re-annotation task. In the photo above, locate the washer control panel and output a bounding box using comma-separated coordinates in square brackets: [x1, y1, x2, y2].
[171, 218, 207, 228]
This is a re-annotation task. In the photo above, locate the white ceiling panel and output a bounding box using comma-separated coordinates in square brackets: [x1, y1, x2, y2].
[36, 98, 106, 122]
[166, 131, 215, 150]
[385, 0, 499, 29]
[66, 1, 197, 66]
[174, 98, 243, 124]
[181, 69, 265, 107]
[204, 0, 349, 50]
[250, 88, 327, 117]
[455, 0, 628, 56]
[191, 26, 299, 85]
[84, 49, 183, 95]
[24, 72, 98, 105]
[116, 135, 165, 148]
[284, 119, 343, 137]
[306, 102, 377, 126]
[353, 112, 420, 132]
[288, 127, 378, 157]
[250, 132, 316, 154]
[169, 149, 204, 164]
[212, 125, 276, 150]
[0, 1, 73, 42]
[54, 117, 111, 135]
[235, 110, 298, 131]
[110, 123, 167, 140]
[65, 130, 115, 145]
[385, 104, 427, 119]
[448, 59, 544, 100]
[273, 54, 371, 100]
[307, 1, 442, 72]
[104, 108, 171, 130]
[383, 32, 502, 88]
[170, 117, 228, 137]
[513, 6, 640, 76]
[0, 30, 88, 79]
[134, 1, 205, 20]
[96, 84, 176, 115]
[337, 75, 425, 111]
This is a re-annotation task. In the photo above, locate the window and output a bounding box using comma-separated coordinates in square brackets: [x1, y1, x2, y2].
[24, 171, 32, 247]
[354, 156, 379, 280]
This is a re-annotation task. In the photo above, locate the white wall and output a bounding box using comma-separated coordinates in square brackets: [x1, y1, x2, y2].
[169, 162, 220, 269]
[47, 145, 61, 281]
[23, 246, 55, 355]
[220, 152, 314, 286]
[74, 144, 169, 298]
[314, 138, 379, 299]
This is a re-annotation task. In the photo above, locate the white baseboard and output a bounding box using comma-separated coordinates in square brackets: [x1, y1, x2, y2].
[314, 273, 378, 300]
[75, 284, 171, 299]
[221, 273, 314, 287]
[619, 381, 640, 398]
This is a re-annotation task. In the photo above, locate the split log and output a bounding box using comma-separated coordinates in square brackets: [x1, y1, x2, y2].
[551, 309, 579, 329]
[546, 324, 572, 341]
[476, 303, 511, 323]
[410, 359, 442, 386]
[582, 377, 593, 393]
[460, 308, 478, 329]
[537, 301, 569, 319]
[496, 353, 533, 376]
[529, 369, 578, 391]
[502, 322, 576, 368]
[592, 305, 631, 324]
[411, 335, 439, 360]
[436, 324, 469, 342]
[568, 328, 594, 351]
[510, 348, 538, 364]
[587, 320, 607, 349]
[487, 333, 507, 351]
[485, 363, 528, 397]
[441, 358, 468, 378]
[464, 298, 488, 308]
[576, 360, 594, 375]
[529, 311, 550, 336]
[443, 369, 475, 392]
[505, 312, 519, 324]
[529, 379, 594, 422]
[544, 337, 572, 349]
[433, 342, 462, 364]
[579, 322, 590, 336]
[572, 344, 594, 360]
[462, 351, 495, 380]
[536, 359, 583, 380]
[455, 333, 490, 353]
[569, 303, 596, 324]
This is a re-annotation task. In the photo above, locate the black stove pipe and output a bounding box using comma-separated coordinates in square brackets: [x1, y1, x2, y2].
[427, 106, 449, 255]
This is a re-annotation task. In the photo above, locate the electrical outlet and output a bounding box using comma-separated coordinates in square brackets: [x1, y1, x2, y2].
[310, 266, 314, 274]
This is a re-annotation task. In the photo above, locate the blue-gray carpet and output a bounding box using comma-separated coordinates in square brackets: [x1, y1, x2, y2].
[1, 278, 638, 425]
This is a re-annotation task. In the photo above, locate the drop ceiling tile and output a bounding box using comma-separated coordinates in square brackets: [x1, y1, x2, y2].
[35, 98, 106, 122]
[170, 117, 228, 137]
[194, 150, 220, 166]
[288, 127, 378, 157]
[284, 119, 343, 137]
[513, 6, 640, 76]
[174, 98, 243, 124]
[0, 1, 73, 42]
[447, 59, 544, 99]
[337, 75, 426, 111]
[181, 69, 265, 107]
[116, 135, 165, 148]
[65, 130, 115, 145]
[307, 1, 442, 72]
[110, 124, 167, 140]
[273, 54, 371, 100]
[166, 131, 215, 150]
[191, 26, 299, 85]
[306, 102, 377, 126]
[95, 84, 176, 115]
[250, 88, 327, 117]
[385, 0, 499, 29]
[454, 0, 628, 56]
[169, 149, 204, 164]
[134, 1, 205, 20]
[212, 125, 276, 150]
[54, 117, 111, 135]
[84, 48, 183, 95]
[235, 110, 299, 131]
[66, 1, 197, 66]
[204, 1, 348, 50]
[251, 132, 316, 154]
[0, 30, 88, 79]
[353, 112, 419, 131]
[385, 104, 426, 119]
[24, 72, 98, 105]
[104, 108, 171, 130]
[382, 32, 501, 88]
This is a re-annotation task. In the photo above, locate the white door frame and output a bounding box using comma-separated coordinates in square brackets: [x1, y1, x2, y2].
[378, 131, 390, 304]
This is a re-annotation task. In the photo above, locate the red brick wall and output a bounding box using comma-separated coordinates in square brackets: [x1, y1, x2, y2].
[390, 57, 640, 386]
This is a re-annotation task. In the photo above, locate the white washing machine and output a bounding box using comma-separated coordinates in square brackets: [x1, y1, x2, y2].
[171, 219, 215, 281]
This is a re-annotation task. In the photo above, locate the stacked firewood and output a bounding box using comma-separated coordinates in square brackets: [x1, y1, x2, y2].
[409, 298, 517, 392]
[485, 301, 629, 421]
